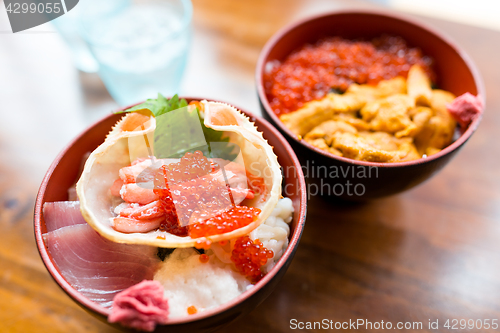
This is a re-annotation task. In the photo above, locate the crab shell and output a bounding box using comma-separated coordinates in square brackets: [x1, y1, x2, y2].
[76, 101, 282, 248]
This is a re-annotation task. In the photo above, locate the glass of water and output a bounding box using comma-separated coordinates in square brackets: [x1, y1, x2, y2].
[79, 0, 192, 106]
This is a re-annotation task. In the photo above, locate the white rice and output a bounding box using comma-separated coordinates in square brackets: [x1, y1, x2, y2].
[153, 197, 294, 317]
[153, 248, 250, 318]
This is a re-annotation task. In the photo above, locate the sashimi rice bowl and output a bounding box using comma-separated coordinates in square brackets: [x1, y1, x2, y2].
[35, 96, 306, 332]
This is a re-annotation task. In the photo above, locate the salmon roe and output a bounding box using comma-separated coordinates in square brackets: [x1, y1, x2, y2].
[199, 253, 210, 263]
[153, 150, 264, 239]
[160, 150, 213, 184]
[189, 206, 261, 239]
[231, 236, 274, 283]
[154, 166, 187, 236]
[154, 151, 217, 237]
[264, 35, 435, 115]
[187, 305, 198, 315]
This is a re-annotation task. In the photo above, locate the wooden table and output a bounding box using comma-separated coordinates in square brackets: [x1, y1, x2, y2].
[1, 0, 499, 332]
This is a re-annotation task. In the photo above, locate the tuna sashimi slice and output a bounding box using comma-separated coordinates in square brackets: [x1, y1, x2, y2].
[43, 223, 160, 308]
[43, 201, 87, 232]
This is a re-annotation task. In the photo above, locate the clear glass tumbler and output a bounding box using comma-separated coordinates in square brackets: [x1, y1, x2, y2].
[79, 0, 192, 106]
[52, 5, 100, 73]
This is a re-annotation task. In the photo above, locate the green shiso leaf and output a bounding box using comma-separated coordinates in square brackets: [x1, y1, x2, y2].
[116, 94, 237, 160]
[117, 93, 188, 117]
[153, 105, 207, 158]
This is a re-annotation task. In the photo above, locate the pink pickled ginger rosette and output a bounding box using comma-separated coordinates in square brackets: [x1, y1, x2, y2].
[446, 92, 484, 129]
[108, 280, 169, 332]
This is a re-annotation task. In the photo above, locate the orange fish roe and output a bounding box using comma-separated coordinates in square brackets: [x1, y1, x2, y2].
[189, 206, 261, 239]
[218, 240, 228, 246]
[231, 236, 274, 283]
[160, 150, 213, 184]
[154, 168, 187, 236]
[264, 35, 435, 115]
[154, 151, 216, 237]
[153, 150, 265, 239]
[199, 254, 210, 263]
[187, 305, 198, 315]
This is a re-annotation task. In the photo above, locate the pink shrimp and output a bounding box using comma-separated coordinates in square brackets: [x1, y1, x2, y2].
[119, 201, 164, 220]
[229, 187, 254, 203]
[113, 216, 163, 233]
[119, 159, 153, 184]
[110, 179, 124, 197]
[120, 183, 158, 205]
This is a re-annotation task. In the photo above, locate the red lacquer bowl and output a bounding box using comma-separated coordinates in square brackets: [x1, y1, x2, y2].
[256, 9, 485, 199]
[34, 98, 307, 332]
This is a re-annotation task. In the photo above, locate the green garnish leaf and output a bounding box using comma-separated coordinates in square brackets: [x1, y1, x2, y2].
[117, 93, 238, 161]
[116, 93, 188, 118]
[154, 106, 207, 158]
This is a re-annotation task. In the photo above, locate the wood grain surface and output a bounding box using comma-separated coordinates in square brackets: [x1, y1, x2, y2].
[1, 0, 499, 332]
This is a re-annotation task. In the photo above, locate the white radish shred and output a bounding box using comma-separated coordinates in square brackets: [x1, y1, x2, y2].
[249, 197, 294, 273]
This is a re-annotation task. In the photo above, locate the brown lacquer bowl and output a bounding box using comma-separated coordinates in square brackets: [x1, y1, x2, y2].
[34, 98, 307, 332]
[256, 9, 485, 199]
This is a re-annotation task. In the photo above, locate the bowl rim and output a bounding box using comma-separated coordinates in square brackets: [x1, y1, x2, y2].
[256, 8, 486, 168]
[34, 97, 308, 325]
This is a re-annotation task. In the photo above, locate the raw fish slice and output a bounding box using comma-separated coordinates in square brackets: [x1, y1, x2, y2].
[43, 223, 160, 307]
[43, 201, 86, 232]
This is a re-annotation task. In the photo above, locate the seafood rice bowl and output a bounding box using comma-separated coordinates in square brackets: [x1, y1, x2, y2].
[40, 96, 297, 332]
